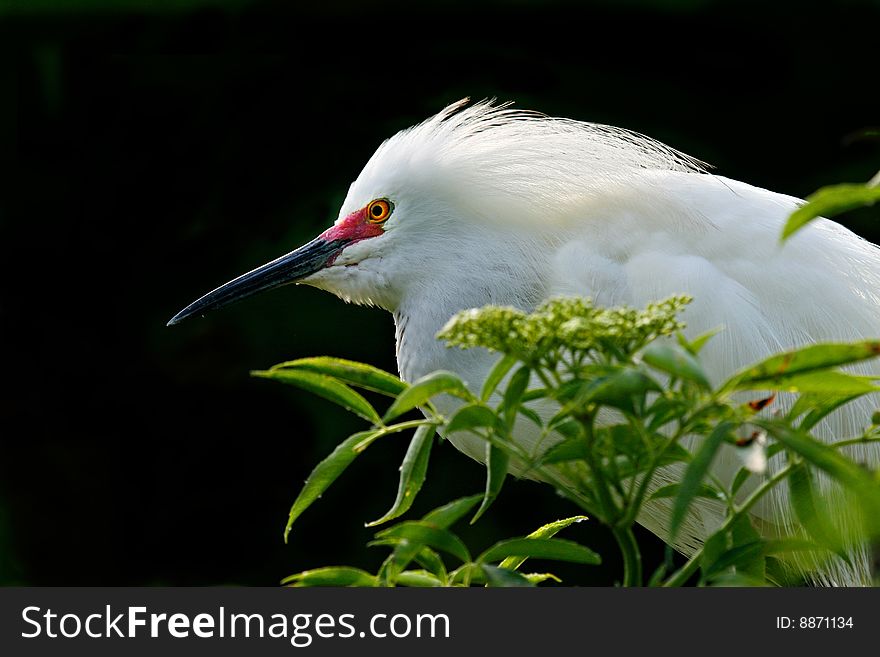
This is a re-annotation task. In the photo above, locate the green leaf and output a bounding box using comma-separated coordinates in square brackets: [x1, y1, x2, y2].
[670, 422, 734, 542]
[738, 370, 879, 396]
[579, 368, 661, 414]
[730, 467, 753, 497]
[502, 366, 531, 428]
[376, 521, 471, 563]
[479, 537, 601, 565]
[383, 371, 475, 422]
[540, 437, 588, 464]
[723, 341, 880, 393]
[395, 570, 442, 587]
[523, 572, 562, 584]
[253, 369, 380, 424]
[480, 565, 536, 587]
[413, 547, 447, 582]
[268, 357, 406, 396]
[759, 421, 880, 538]
[782, 183, 880, 243]
[282, 567, 377, 587]
[284, 429, 384, 542]
[517, 406, 544, 428]
[700, 527, 730, 577]
[499, 516, 588, 571]
[789, 391, 865, 432]
[521, 388, 549, 403]
[728, 515, 765, 581]
[549, 417, 584, 440]
[703, 538, 822, 580]
[789, 462, 848, 559]
[481, 354, 518, 402]
[379, 496, 481, 584]
[379, 495, 483, 584]
[366, 424, 435, 527]
[471, 443, 509, 524]
[446, 403, 501, 435]
[641, 343, 711, 390]
[649, 483, 721, 502]
[677, 327, 722, 355]
[616, 442, 692, 480]
[423, 495, 483, 527]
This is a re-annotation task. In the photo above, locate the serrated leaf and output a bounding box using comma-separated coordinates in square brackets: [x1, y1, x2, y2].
[789, 391, 865, 432]
[284, 429, 384, 542]
[723, 341, 880, 393]
[730, 467, 753, 497]
[649, 482, 721, 502]
[471, 442, 509, 524]
[480, 565, 536, 587]
[268, 357, 406, 396]
[541, 438, 589, 464]
[380, 496, 481, 584]
[413, 547, 447, 582]
[253, 369, 380, 424]
[641, 343, 711, 390]
[481, 354, 518, 401]
[700, 527, 730, 577]
[758, 421, 880, 538]
[282, 567, 377, 587]
[670, 422, 734, 543]
[521, 388, 549, 402]
[729, 515, 765, 581]
[578, 368, 662, 414]
[376, 521, 471, 563]
[738, 370, 879, 396]
[782, 183, 880, 242]
[384, 371, 474, 422]
[395, 570, 442, 587]
[367, 424, 435, 527]
[523, 572, 561, 584]
[789, 462, 848, 560]
[446, 403, 500, 435]
[423, 495, 483, 527]
[703, 538, 822, 580]
[517, 406, 544, 428]
[479, 537, 601, 565]
[549, 417, 584, 440]
[502, 366, 531, 428]
[677, 327, 722, 355]
[500, 516, 587, 571]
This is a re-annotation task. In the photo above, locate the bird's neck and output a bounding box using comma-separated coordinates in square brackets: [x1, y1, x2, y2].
[392, 264, 545, 385]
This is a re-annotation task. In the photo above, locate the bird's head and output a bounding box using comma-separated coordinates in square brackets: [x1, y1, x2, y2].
[166, 164, 459, 326]
[168, 99, 703, 326]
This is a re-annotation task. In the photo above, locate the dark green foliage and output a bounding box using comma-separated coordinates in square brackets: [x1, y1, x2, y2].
[264, 294, 880, 586]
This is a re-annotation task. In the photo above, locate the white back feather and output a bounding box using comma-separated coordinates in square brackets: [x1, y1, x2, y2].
[333, 100, 880, 585]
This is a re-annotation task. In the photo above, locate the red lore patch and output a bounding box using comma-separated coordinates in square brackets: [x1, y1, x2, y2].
[320, 206, 385, 244]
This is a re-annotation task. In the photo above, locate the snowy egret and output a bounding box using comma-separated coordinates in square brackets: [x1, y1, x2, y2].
[169, 100, 879, 585]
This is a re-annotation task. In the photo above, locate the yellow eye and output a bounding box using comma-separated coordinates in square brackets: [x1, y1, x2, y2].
[367, 198, 393, 223]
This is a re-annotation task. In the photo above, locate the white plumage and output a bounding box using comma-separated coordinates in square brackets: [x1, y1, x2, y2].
[174, 99, 880, 585]
[314, 100, 880, 586]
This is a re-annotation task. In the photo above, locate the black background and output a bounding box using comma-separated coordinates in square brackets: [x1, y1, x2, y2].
[1, 0, 879, 586]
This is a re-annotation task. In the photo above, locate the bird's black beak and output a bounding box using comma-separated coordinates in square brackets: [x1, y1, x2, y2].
[167, 236, 351, 326]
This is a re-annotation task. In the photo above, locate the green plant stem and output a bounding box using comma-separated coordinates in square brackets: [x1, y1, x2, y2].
[579, 413, 618, 524]
[612, 525, 643, 586]
[662, 461, 795, 587]
[832, 434, 880, 450]
[578, 413, 644, 585]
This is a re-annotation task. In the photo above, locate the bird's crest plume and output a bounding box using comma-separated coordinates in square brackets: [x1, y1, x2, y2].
[347, 98, 708, 225]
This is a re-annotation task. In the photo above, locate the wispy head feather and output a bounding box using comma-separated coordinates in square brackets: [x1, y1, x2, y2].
[345, 98, 708, 225]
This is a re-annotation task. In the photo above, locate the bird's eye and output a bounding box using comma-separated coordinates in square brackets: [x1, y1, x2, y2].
[367, 199, 393, 223]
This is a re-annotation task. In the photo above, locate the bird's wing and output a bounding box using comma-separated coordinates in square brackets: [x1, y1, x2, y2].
[547, 171, 880, 581]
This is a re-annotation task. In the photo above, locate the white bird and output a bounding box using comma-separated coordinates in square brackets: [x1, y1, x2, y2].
[169, 99, 879, 586]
